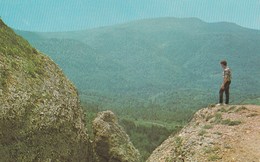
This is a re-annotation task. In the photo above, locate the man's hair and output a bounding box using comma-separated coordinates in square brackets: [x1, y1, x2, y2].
[220, 60, 227, 66]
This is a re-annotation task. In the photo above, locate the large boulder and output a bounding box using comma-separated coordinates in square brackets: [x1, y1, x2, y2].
[93, 111, 141, 162]
[0, 19, 93, 161]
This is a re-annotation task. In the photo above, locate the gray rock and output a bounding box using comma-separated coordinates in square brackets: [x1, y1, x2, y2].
[93, 111, 141, 162]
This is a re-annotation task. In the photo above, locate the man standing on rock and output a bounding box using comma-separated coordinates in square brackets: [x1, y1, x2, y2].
[217, 60, 232, 106]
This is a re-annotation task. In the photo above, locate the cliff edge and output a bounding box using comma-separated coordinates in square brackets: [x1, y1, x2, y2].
[147, 105, 260, 162]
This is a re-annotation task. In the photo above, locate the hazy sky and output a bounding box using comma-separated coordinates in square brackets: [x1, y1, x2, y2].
[0, 0, 260, 32]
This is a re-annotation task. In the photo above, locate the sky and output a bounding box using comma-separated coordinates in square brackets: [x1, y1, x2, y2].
[0, 0, 260, 32]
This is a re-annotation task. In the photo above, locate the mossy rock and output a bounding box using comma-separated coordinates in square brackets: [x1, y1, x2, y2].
[0, 19, 93, 161]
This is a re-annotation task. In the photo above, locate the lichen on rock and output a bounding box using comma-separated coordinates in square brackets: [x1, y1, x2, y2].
[0, 19, 93, 162]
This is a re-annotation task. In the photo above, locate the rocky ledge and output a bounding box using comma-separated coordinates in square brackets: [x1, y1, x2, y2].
[147, 105, 260, 162]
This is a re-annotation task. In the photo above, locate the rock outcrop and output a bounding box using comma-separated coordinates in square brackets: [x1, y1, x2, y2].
[147, 105, 260, 162]
[0, 19, 92, 161]
[93, 111, 141, 162]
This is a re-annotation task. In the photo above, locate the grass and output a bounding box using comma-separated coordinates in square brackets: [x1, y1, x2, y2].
[212, 113, 223, 124]
[0, 68, 9, 90]
[204, 146, 222, 161]
[227, 106, 236, 112]
[175, 136, 183, 148]
[165, 157, 174, 162]
[203, 124, 213, 129]
[221, 119, 242, 126]
[211, 113, 241, 126]
[235, 106, 248, 112]
[218, 107, 227, 112]
[0, 19, 47, 87]
[208, 154, 222, 161]
[204, 146, 220, 154]
[198, 129, 207, 136]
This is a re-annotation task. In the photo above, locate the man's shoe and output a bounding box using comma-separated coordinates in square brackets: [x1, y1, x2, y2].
[216, 103, 222, 106]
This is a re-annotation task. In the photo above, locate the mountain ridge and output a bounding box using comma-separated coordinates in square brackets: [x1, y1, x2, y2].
[15, 17, 260, 101]
[15, 17, 260, 34]
[14, 17, 260, 160]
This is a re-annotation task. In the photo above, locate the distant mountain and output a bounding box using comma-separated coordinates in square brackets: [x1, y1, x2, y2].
[16, 17, 260, 108]
[16, 17, 260, 161]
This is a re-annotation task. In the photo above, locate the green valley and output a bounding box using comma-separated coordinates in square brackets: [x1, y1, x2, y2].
[16, 17, 260, 160]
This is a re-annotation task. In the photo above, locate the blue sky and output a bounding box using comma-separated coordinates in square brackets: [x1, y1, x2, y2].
[0, 0, 260, 32]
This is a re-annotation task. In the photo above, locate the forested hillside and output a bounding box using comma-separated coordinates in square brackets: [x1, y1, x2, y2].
[16, 17, 260, 160]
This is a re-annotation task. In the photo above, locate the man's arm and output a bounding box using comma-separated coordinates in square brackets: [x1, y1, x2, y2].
[221, 77, 228, 89]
